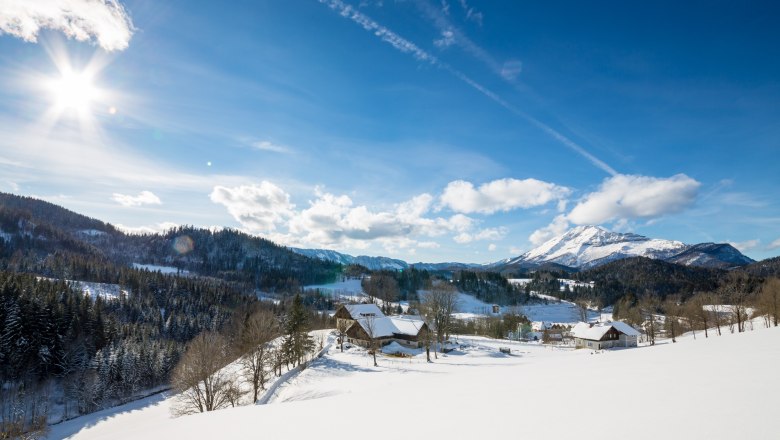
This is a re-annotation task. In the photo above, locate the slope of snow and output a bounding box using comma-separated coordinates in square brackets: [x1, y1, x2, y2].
[36, 277, 126, 301]
[69, 281, 126, 301]
[447, 291, 600, 323]
[54, 324, 780, 440]
[132, 263, 189, 275]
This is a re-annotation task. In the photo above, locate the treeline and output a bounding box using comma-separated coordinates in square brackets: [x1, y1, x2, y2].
[453, 271, 529, 305]
[614, 276, 780, 344]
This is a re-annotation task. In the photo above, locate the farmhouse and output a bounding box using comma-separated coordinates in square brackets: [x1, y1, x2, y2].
[337, 303, 430, 348]
[334, 303, 383, 330]
[346, 315, 429, 348]
[571, 321, 640, 349]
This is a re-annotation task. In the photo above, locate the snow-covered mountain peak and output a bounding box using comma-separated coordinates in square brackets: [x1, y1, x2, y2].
[518, 225, 688, 269]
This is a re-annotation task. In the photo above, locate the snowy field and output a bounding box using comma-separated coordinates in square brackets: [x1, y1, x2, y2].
[50, 323, 780, 440]
[451, 290, 600, 323]
[132, 263, 190, 275]
[37, 277, 127, 301]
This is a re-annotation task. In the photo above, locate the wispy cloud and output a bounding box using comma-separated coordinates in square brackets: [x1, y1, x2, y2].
[0, 0, 134, 51]
[457, 0, 483, 26]
[729, 239, 760, 253]
[111, 190, 162, 207]
[251, 140, 293, 154]
[320, 0, 438, 65]
[320, 0, 618, 176]
[500, 60, 523, 81]
[434, 29, 455, 48]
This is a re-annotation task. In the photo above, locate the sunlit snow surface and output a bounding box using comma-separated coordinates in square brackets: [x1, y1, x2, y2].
[50, 323, 780, 440]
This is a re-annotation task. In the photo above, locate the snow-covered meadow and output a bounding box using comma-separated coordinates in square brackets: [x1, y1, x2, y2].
[50, 322, 780, 440]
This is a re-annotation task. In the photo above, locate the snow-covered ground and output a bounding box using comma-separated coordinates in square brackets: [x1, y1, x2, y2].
[37, 277, 127, 301]
[304, 278, 364, 301]
[68, 281, 126, 301]
[51, 322, 780, 440]
[508, 277, 594, 291]
[304, 279, 409, 312]
[132, 263, 190, 275]
[451, 290, 600, 323]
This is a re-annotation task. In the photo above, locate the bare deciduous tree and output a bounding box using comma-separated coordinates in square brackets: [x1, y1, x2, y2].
[238, 310, 278, 403]
[663, 296, 681, 343]
[363, 315, 379, 367]
[336, 318, 351, 352]
[420, 282, 459, 354]
[757, 277, 780, 327]
[362, 274, 400, 314]
[639, 295, 660, 345]
[172, 332, 234, 415]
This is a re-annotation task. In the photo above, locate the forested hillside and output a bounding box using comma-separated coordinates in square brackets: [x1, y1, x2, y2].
[0, 193, 341, 433]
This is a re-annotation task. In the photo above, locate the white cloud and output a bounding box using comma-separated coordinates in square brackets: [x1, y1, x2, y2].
[500, 60, 522, 81]
[440, 178, 570, 214]
[529, 214, 570, 246]
[768, 238, 780, 251]
[488, 243, 496, 251]
[729, 239, 760, 253]
[251, 140, 292, 154]
[210, 182, 295, 232]
[209, 181, 512, 253]
[0, 0, 134, 51]
[434, 29, 455, 48]
[111, 190, 162, 207]
[567, 174, 700, 225]
[509, 246, 523, 255]
[115, 221, 178, 235]
[453, 227, 507, 244]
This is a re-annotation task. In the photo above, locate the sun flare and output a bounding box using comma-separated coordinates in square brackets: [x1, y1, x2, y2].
[48, 69, 98, 112]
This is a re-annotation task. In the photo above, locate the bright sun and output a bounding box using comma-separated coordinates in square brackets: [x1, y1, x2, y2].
[48, 69, 98, 112]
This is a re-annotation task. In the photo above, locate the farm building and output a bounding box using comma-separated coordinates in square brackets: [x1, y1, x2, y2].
[344, 314, 429, 348]
[334, 303, 383, 330]
[571, 321, 640, 349]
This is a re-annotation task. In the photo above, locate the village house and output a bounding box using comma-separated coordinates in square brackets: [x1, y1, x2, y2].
[571, 321, 640, 349]
[335, 304, 429, 348]
[334, 303, 383, 330]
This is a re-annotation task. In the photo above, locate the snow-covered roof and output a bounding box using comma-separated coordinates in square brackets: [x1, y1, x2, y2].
[571, 321, 640, 340]
[390, 315, 426, 336]
[344, 303, 384, 319]
[352, 315, 426, 338]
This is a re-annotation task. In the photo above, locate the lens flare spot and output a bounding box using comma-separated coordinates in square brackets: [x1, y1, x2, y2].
[173, 235, 194, 254]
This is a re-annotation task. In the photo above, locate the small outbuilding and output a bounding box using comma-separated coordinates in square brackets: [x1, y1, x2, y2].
[571, 321, 640, 349]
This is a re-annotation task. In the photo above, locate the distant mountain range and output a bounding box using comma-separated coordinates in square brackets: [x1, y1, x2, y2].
[491, 225, 754, 271]
[290, 247, 482, 272]
[294, 225, 755, 272]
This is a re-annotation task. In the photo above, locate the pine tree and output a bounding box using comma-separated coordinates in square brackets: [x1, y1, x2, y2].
[283, 294, 313, 367]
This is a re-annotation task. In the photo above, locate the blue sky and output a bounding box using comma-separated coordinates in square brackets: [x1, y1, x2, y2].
[0, 0, 778, 263]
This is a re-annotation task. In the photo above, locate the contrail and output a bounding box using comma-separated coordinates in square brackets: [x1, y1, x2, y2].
[318, 0, 618, 176]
